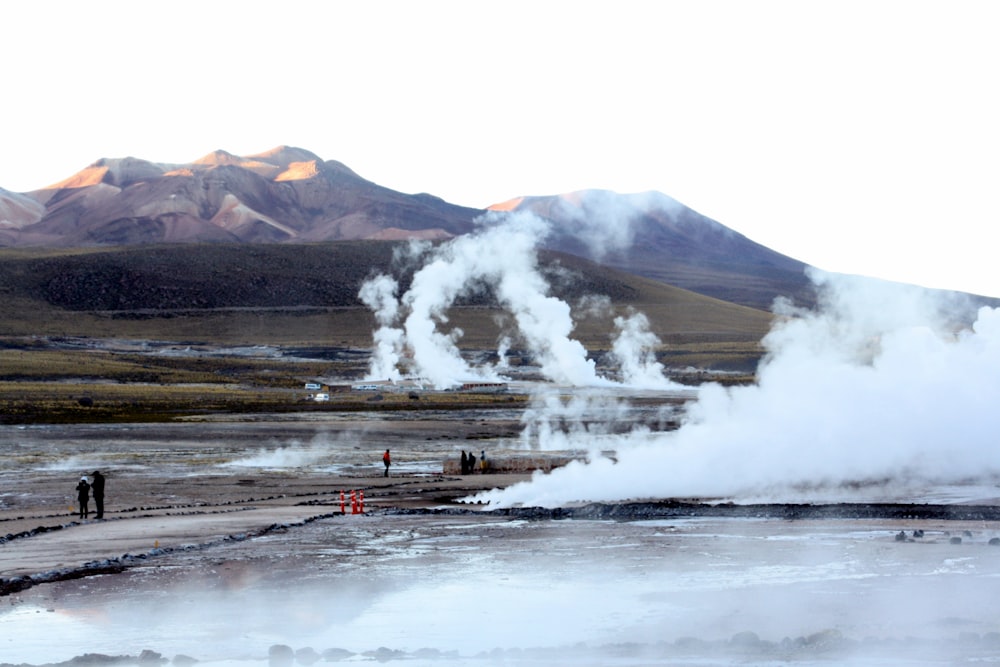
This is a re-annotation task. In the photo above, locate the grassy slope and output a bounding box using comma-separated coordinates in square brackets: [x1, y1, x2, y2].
[0, 242, 776, 347]
[0, 243, 777, 422]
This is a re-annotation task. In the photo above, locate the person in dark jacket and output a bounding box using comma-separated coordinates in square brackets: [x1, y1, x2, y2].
[76, 476, 90, 519]
[460, 450, 469, 475]
[383, 449, 391, 477]
[91, 470, 105, 519]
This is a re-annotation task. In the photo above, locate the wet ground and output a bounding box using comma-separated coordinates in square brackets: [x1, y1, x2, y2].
[3, 410, 1000, 666]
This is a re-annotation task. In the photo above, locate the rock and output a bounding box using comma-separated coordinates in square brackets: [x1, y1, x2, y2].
[268, 644, 294, 667]
[363, 647, 405, 661]
[294, 647, 320, 665]
[320, 648, 355, 661]
[139, 650, 168, 665]
[730, 630, 762, 648]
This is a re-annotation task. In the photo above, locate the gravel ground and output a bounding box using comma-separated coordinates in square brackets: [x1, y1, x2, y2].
[4, 416, 1000, 666]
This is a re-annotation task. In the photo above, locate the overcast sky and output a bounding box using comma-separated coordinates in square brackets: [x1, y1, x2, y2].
[3, 1, 998, 297]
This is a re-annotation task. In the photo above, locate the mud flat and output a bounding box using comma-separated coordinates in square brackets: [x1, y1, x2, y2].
[3, 415, 1000, 666]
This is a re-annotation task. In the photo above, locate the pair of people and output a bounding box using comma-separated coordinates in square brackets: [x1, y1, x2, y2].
[75, 471, 105, 519]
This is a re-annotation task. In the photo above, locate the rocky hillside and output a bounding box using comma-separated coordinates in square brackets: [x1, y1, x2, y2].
[491, 191, 812, 309]
[0, 146, 482, 247]
[0, 146, 814, 309]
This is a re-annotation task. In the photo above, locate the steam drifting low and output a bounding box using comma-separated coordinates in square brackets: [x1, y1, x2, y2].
[474, 270, 1000, 507]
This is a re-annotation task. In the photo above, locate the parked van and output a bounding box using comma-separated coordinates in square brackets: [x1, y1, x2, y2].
[304, 383, 322, 390]
[314, 393, 330, 402]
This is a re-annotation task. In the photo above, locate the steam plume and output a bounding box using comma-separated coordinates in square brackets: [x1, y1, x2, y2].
[361, 209, 678, 389]
[473, 270, 1000, 507]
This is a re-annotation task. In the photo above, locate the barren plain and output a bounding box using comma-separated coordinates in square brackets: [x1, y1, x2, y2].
[4, 407, 1000, 667]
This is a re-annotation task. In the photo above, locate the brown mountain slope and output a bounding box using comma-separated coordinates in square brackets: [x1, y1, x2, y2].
[12, 147, 482, 247]
[1, 147, 826, 310]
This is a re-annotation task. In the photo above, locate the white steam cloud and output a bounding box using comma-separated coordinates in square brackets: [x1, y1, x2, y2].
[551, 189, 684, 261]
[473, 270, 1000, 507]
[360, 208, 680, 389]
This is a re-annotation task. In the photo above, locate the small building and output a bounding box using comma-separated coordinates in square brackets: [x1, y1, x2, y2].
[458, 382, 509, 394]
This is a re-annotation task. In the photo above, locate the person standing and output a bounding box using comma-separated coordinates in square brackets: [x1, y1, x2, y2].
[91, 470, 105, 519]
[383, 449, 391, 477]
[460, 450, 469, 475]
[76, 476, 91, 519]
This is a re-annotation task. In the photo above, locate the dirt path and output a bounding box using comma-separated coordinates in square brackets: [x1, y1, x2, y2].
[0, 471, 524, 592]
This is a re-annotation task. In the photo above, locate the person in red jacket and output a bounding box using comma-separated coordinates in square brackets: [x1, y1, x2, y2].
[383, 449, 391, 477]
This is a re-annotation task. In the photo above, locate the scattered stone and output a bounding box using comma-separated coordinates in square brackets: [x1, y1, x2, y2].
[950, 536, 963, 544]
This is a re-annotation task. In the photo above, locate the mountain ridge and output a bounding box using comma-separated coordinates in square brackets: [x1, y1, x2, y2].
[1, 145, 809, 309]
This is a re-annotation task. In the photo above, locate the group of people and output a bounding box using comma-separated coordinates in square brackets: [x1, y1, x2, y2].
[75, 471, 105, 520]
[460, 449, 488, 475]
[383, 448, 491, 477]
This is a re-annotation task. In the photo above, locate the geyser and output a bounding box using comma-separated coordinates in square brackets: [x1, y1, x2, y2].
[472, 270, 1000, 507]
[360, 208, 679, 390]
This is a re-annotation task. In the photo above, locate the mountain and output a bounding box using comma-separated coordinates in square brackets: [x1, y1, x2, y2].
[490, 191, 812, 309]
[5, 146, 482, 247]
[0, 146, 812, 309]
[0, 187, 46, 243]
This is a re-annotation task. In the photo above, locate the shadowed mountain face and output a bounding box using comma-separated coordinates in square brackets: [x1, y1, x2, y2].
[0, 146, 811, 309]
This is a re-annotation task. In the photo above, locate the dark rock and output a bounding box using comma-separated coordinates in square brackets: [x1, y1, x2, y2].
[64, 654, 129, 665]
[294, 647, 320, 665]
[138, 650, 168, 665]
[269, 644, 294, 667]
[364, 647, 405, 661]
[730, 631, 762, 648]
[950, 536, 963, 544]
[172, 655, 198, 667]
[320, 648, 355, 661]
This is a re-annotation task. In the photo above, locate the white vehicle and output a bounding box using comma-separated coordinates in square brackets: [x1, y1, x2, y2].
[304, 383, 322, 390]
[314, 393, 330, 402]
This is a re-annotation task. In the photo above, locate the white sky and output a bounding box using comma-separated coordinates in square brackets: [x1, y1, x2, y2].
[3, 1, 998, 297]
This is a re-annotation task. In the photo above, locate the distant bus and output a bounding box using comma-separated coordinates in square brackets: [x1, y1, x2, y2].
[304, 383, 322, 390]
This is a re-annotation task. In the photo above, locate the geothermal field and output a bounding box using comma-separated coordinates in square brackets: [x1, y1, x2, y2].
[5, 214, 1000, 666]
[3, 403, 1000, 667]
